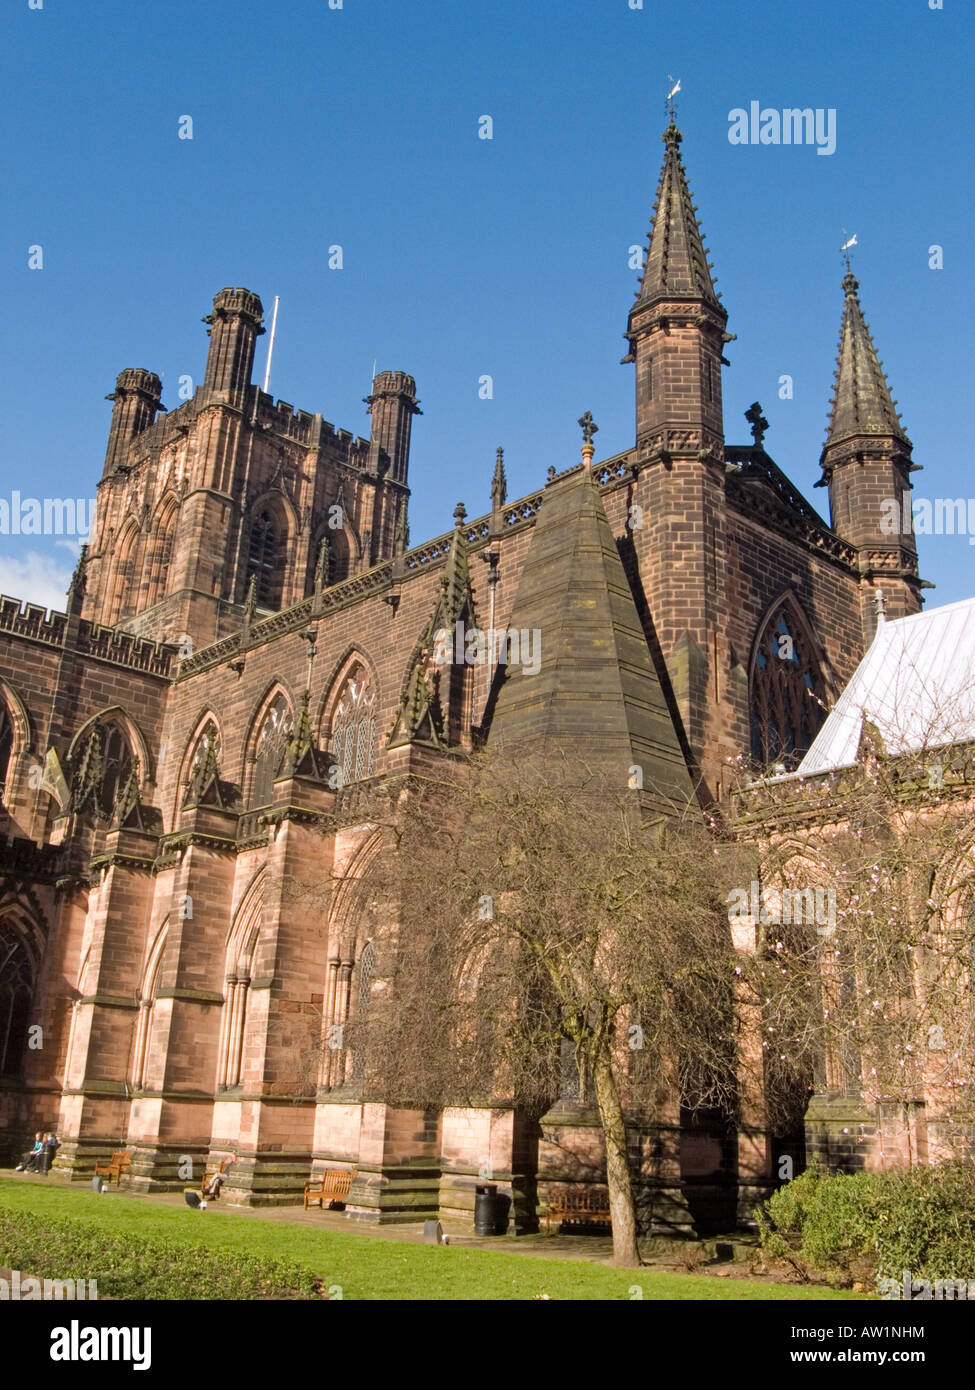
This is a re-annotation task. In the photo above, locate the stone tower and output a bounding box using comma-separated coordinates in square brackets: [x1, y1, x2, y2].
[621, 119, 735, 797]
[102, 369, 165, 478]
[201, 287, 266, 405]
[81, 290, 416, 650]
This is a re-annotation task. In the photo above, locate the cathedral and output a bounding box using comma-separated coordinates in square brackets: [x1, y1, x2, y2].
[0, 118, 927, 1228]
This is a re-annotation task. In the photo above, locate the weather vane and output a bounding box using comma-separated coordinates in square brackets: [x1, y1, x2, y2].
[667, 75, 681, 124]
[840, 230, 858, 274]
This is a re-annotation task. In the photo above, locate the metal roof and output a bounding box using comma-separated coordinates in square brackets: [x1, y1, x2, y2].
[797, 597, 975, 775]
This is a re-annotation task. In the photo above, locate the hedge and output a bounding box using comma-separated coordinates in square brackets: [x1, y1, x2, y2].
[758, 1161, 975, 1288]
[0, 1208, 324, 1300]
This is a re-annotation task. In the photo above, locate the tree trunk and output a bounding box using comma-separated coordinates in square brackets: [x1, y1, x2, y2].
[591, 1041, 641, 1266]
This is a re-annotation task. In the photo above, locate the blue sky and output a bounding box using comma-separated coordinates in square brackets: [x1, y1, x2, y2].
[2, 0, 972, 612]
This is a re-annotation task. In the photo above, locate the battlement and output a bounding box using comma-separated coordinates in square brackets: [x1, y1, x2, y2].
[0, 595, 68, 646]
[0, 594, 175, 676]
[252, 390, 317, 443]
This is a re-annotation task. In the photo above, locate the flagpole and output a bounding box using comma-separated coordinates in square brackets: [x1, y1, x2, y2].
[262, 296, 280, 394]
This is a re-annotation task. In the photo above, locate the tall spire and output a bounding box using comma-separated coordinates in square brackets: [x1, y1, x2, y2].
[635, 122, 723, 312]
[819, 268, 922, 637]
[490, 448, 507, 511]
[823, 272, 909, 452]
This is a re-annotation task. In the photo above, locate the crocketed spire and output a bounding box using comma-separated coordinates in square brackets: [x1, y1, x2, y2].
[635, 122, 722, 311]
[823, 272, 909, 452]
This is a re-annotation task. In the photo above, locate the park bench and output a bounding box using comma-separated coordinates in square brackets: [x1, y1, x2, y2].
[94, 1151, 131, 1186]
[200, 1156, 235, 1199]
[304, 1168, 356, 1210]
[545, 1185, 612, 1231]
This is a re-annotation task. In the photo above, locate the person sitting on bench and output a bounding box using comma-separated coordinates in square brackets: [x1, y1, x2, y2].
[202, 1159, 234, 1201]
[15, 1133, 44, 1172]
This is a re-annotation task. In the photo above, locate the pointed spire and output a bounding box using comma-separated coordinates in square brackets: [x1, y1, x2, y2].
[67, 544, 88, 617]
[314, 536, 330, 591]
[111, 763, 146, 830]
[636, 122, 723, 312]
[183, 731, 229, 809]
[824, 272, 909, 452]
[387, 658, 444, 749]
[244, 575, 258, 623]
[280, 688, 326, 780]
[491, 448, 507, 511]
[439, 503, 470, 631]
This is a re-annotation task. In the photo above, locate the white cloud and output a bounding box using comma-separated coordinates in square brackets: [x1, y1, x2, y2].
[0, 549, 73, 614]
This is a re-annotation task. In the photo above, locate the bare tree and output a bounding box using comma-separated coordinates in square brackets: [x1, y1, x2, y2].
[306, 750, 747, 1267]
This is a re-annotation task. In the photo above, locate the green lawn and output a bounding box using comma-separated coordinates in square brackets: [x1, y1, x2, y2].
[0, 1178, 864, 1301]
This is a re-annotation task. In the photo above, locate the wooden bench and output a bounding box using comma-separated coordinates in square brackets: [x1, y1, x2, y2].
[94, 1151, 131, 1186]
[200, 1157, 235, 1199]
[304, 1168, 356, 1210]
[545, 1185, 612, 1231]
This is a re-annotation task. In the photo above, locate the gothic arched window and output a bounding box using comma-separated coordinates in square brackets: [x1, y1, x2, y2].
[750, 606, 826, 769]
[145, 505, 178, 609]
[330, 668, 377, 785]
[73, 722, 134, 818]
[0, 706, 13, 805]
[0, 926, 33, 1079]
[252, 696, 292, 808]
[350, 940, 374, 1085]
[246, 510, 285, 610]
[100, 725, 133, 812]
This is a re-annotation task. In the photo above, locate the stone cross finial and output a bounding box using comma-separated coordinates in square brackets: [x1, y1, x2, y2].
[745, 401, 769, 448]
[578, 411, 599, 447]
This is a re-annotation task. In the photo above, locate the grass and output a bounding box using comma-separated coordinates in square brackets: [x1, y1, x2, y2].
[0, 1178, 866, 1301]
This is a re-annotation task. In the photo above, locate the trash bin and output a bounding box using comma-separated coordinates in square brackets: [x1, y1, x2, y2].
[474, 1183, 511, 1236]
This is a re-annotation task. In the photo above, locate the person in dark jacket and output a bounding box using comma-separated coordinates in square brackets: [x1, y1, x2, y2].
[40, 1132, 60, 1174]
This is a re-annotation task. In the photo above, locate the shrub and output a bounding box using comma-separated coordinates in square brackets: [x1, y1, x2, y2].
[0, 1208, 323, 1300]
[758, 1161, 975, 1289]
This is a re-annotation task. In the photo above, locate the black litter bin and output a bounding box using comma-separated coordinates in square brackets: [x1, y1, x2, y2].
[474, 1183, 511, 1235]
